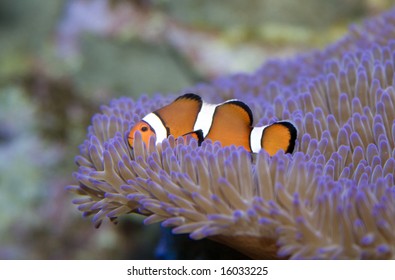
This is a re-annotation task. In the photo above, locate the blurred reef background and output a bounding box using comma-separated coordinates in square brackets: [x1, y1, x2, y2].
[0, 0, 394, 259]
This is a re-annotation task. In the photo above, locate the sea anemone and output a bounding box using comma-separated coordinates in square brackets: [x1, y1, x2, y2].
[68, 8, 395, 259]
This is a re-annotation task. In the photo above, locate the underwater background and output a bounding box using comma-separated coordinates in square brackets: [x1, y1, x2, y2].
[1, 0, 394, 259]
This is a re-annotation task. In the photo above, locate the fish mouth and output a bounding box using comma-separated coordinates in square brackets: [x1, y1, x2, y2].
[127, 136, 134, 148]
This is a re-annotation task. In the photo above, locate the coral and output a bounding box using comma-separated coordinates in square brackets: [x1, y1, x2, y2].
[68, 8, 395, 259]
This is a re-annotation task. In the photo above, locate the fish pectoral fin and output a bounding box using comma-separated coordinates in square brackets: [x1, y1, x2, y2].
[181, 130, 204, 144]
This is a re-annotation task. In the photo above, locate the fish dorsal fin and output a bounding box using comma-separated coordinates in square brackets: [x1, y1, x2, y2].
[154, 93, 203, 138]
[261, 121, 297, 156]
[174, 93, 202, 103]
[205, 100, 253, 151]
[224, 100, 254, 126]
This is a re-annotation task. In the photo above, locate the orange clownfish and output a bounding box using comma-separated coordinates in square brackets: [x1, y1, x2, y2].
[128, 93, 205, 148]
[128, 93, 297, 156]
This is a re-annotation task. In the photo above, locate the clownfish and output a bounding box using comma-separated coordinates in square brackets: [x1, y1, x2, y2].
[128, 93, 297, 156]
[128, 94, 205, 148]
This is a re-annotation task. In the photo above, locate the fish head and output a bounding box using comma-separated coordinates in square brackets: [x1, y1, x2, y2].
[128, 120, 155, 148]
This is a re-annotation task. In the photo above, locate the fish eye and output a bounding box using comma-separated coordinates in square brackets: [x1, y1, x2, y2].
[141, 126, 148, 132]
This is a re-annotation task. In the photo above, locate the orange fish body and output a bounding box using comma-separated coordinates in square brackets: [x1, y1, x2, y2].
[192, 99, 297, 156]
[188, 99, 253, 150]
[128, 93, 297, 155]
